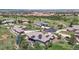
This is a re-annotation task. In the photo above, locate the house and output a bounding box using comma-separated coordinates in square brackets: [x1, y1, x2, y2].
[34, 21, 48, 27]
[67, 27, 74, 32]
[43, 27, 57, 33]
[18, 19, 30, 24]
[72, 25, 79, 30]
[75, 30, 79, 34]
[67, 25, 79, 43]
[25, 32, 54, 45]
[2, 19, 16, 25]
[13, 27, 24, 33]
[24, 30, 40, 34]
[74, 30, 79, 43]
[67, 25, 79, 31]
[75, 33, 79, 42]
[41, 26, 50, 29]
[56, 29, 71, 38]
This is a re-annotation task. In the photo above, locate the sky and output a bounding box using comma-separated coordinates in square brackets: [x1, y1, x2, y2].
[0, 0, 79, 9]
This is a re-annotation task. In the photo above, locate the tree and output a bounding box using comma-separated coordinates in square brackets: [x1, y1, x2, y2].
[69, 22, 73, 27]
[0, 20, 2, 24]
[33, 42, 45, 50]
[73, 44, 79, 50]
[39, 18, 41, 21]
[67, 32, 76, 45]
[71, 16, 79, 25]
[57, 24, 64, 29]
[19, 35, 29, 50]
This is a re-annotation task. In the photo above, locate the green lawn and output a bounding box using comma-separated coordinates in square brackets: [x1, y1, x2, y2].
[48, 42, 72, 50]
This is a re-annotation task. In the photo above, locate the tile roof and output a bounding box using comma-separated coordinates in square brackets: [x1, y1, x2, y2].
[34, 21, 48, 27]
[72, 25, 79, 29]
[44, 28, 57, 32]
[2, 20, 15, 23]
[26, 32, 53, 43]
[13, 27, 24, 33]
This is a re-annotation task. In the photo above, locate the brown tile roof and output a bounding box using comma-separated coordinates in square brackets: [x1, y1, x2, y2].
[26, 32, 53, 43]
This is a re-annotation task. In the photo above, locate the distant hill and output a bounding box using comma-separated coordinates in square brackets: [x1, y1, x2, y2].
[0, 9, 79, 13]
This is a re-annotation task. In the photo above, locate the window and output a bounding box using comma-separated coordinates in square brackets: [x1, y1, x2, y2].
[38, 34, 42, 39]
[46, 35, 49, 37]
[31, 35, 35, 39]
